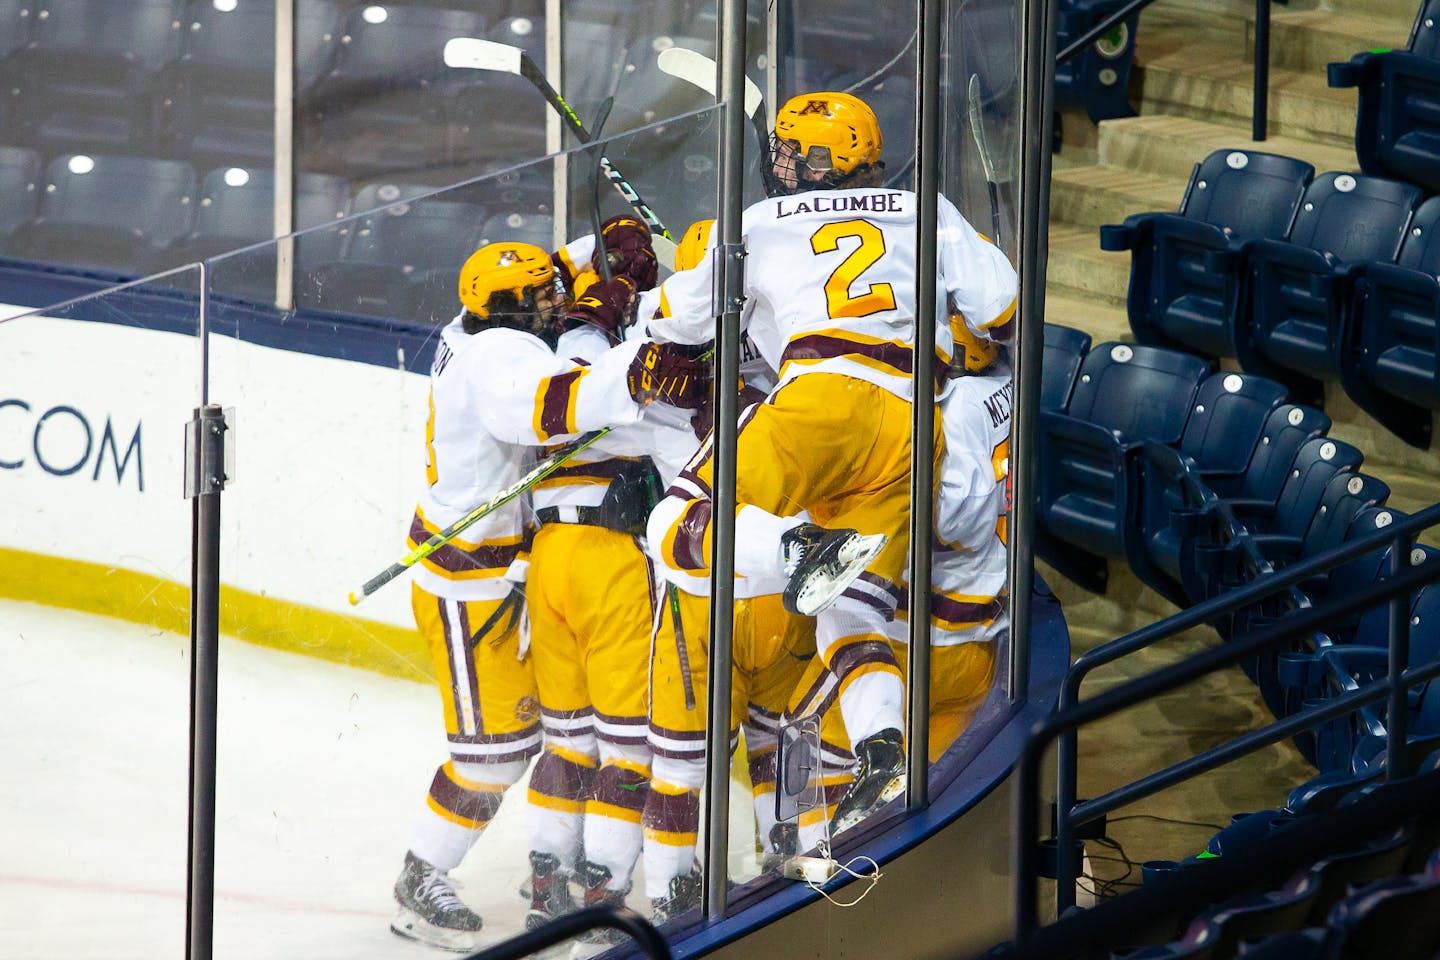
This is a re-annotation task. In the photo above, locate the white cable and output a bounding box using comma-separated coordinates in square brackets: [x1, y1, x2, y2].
[804, 854, 884, 907]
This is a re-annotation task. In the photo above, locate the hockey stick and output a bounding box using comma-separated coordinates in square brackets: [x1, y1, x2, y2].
[655, 46, 769, 155]
[967, 73, 1004, 249]
[347, 428, 612, 605]
[444, 37, 678, 269]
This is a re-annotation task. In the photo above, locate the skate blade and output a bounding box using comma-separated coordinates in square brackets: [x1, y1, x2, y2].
[795, 533, 889, 616]
[389, 908, 484, 953]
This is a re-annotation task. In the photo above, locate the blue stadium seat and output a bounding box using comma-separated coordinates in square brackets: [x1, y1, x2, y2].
[155, 0, 341, 168]
[8, 153, 197, 276]
[1322, 870, 1440, 959]
[1195, 867, 1321, 958]
[298, 191, 488, 323]
[1233, 437, 1366, 546]
[1101, 149, 1314, 360]
[0, 0, 35, 60]
[1251, 472, 1392, 569]
[163, 167, 351, 300]
[1329, 0, 1440, 193]
[1054, 0, 1139, 124]
[1305, 827, 1413, 924]
[1041, 322, 1092, 412]
[1125, 372, 1288, 605]
[1237, 172, 1422, 404]
[1036, 341, 1210, 592]
[0, 0, 184, 155]
[1208, 403, 1331, 504]
[0, 145, 42, 245]
[1338, 195, 1440, 449]
[477, 210, 554, 251]
[300, 5, 489, 179]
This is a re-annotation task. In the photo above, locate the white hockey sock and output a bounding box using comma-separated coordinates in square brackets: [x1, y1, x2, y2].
[735, 506, 804, 579]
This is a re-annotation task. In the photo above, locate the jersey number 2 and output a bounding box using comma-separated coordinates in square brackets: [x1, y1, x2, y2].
[810, 219, 897, 319]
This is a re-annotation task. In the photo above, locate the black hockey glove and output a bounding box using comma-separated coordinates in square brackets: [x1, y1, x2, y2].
[561, 275, 637, 340]
[627, 341, 713, 410]
[596, 215, 658, 292]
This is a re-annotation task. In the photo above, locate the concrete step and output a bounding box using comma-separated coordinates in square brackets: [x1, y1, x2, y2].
[1041, 291, 1133, 346]
[1046, 223, 1132, 308]
[1134, 41, 1358, 147]
[1097, 114, 1357, 180]
[1050, 165, 1182, 230]
[1247, 7, 1414, 74]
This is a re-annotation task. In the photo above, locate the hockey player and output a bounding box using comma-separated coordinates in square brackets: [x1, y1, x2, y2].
[635, 219, 818, 922]
[505, 217, 713, 940]
[646, 91, 1017, 835]
[390, 228, 686, 949]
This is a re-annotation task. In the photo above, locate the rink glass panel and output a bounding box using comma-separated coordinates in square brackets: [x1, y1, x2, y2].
[0, 266, 202, 958]
[203, 112, 724, 953]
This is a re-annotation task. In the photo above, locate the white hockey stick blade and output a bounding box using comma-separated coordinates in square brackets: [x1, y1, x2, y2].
[652, 235, 677, 272]
[967, 73, 999, 184]
[444, 36, 523, 75]
[656, 46, 763, 119]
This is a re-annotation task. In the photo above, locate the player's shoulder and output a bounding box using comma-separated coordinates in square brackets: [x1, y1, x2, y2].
[744, 186, 917, 229]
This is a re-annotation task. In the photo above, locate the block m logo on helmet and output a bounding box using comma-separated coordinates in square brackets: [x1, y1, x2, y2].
[798, 99, 832, 117]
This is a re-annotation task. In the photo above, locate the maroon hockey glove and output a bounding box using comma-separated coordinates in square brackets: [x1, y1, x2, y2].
[627, 341, 713, 410]
[562, 275, 637, 340]
[596, 215, 658, 291]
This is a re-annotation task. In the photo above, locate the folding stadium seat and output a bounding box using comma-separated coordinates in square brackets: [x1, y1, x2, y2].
[1193, 867, 1322, 958]
[1338, 195, 1440, 449]
[1230, 929, 1327, 960]
[299, 5, 489, 180]
[0, 0, 35, 60]
[298, 190, 488, 323]
[1321, 870, 1440, 959]
[1305, 826, 1413, 925]
[1236, 172, 1422, 405]
[1329, 0, 1440, 193]
[154, 0, 341, 170]
[1036, 341, 1210, 592]
[1125, 371, 1288, 606]
[1041, 323, 1092, 412]
[1101, 149, 1314, 361]
[7, 153, 197, 277]
[1053, 0, 1139, 124]
[0, 0, 184, 156]
[0, 145, 42, 248]
[1250, 471, 1392, 568]
[163, 166, 352, 300]
[477, 210, 554, 251]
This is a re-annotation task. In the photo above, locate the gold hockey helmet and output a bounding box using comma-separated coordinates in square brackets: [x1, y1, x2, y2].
[951, 315, 1001, 374]
[674, 218, 715, 272]
[458, 241, 557, 318]
[769, 92, 883, 192]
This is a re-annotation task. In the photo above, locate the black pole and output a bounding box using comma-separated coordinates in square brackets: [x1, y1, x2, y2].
[703, 0, 748, 921]
[1252, 0, 1270, 141]
[185, 402, 226, 960]
[1386, 531, 1413, 778]
[906, 0, 942, 812]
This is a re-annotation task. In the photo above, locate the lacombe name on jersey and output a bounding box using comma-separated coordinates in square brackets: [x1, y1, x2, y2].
[773, 191, 908, 219]
[982, 379, 1014, 429]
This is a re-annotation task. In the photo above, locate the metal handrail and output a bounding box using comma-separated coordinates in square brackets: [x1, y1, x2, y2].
[460, 907, 672, 960]
[1013, 505, 1440, 936]
[1051, 501, 1440, 913]
[1056, 0, 1273, 141]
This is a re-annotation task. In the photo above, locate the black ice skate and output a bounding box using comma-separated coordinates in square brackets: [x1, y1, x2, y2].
[649, 866, 701, 926]
[576, 860, 629, 943]
[780, 523, 888, 616]
[390, 851, 485, 952]
[525, 851, 573, 930]
[830, 728, 906, 834]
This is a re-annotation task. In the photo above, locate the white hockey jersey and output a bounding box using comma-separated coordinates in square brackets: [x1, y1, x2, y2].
[648, 187, 1016, 402]
[408, 315, 643, 600]
[931, 370, 1013, 646]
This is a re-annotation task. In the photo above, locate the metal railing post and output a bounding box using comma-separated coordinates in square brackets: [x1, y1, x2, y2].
[1252, 0, 1271, 140]
[1386, 532, 1413, 778]
[702, 0, 748, 922]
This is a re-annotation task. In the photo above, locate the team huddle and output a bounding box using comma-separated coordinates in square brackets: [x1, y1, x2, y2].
[387, 91, 1018, 952]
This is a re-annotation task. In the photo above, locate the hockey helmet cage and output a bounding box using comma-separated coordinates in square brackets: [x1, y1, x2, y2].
[459, 241, 556, 318]
[951, 314, 1001, 375]
[674, 218, 715, 272]
[767, 92, 883, 195]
